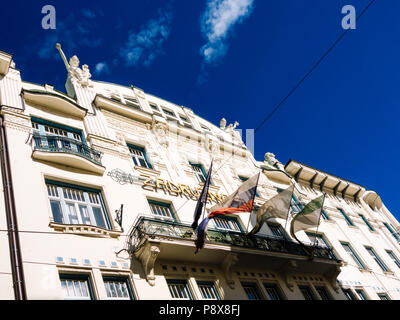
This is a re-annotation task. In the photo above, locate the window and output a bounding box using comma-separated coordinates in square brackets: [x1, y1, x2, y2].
[298, 285, 316, 300]
[276, 188, 304, 213]
[315, 286, 332, 300]
[268, 223, 285, 239]
[359, 214, 374, 231]
[128, 144, 152, 169]
[355, 289, 368, 300]
[338, 208, 354, 226]
[213, 216, 242, 232]
[103, 277, 134, 300]
[150, 103, 159, 111]
[148, 200, 176, 221]
[162, 108, 176, 118]
[365, 247, 389, 272]
[263, 283, 285, 300]
[307, 233, 329, 248]
[167, 280, 193, 300]
[197, 281, 220, 300]
[321, 209, 330, 220]
[378, 293, 391, 300]
[46, 181, 110, 229]
[342, 288, 357, 300]
[190, 163, 207, 184]
[241, 282, 263, 300]
[179, 115, 189, 122]
[290, 195, 303, 214]
[31, 118, 88, 154]
[306, 233, 338, 260]
[383, 222, 399, 241]
[386, 250, 400, 269]
[341, 242, 366, 269]
[124, 96, 140, 109]
[59, 274, 94, 300]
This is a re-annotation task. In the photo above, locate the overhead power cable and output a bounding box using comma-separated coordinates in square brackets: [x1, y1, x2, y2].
[254, 0, 376, 133]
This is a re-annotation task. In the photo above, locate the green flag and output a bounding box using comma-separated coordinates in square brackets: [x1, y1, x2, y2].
[290, 195, 325, 239]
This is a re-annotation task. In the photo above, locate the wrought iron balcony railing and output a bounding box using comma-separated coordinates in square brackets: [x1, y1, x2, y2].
[32, 133, 103, 166]
[129, 216, 340, 262]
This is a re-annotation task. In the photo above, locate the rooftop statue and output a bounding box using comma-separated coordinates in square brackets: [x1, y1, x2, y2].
[56, 43, 93, 88]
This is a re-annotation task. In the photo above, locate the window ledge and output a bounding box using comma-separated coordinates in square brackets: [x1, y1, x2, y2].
[384, 271, 395, 276]
[360, 268, 372, 273]
[348, 225, 359, 230]
[134, 166, 161, 177]
[49, 222, 122, 238]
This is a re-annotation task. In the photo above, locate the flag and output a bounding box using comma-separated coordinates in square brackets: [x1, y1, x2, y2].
[195, 173, 260, 253]
[248, 184, 294, 235]
[191, 161, 213, 230]
[290, 195, 325, 240]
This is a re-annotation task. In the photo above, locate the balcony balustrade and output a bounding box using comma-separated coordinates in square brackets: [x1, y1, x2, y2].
[32, 133, 105, 175]
[129, 216, 339, 262]
[33, 133, 102, 166]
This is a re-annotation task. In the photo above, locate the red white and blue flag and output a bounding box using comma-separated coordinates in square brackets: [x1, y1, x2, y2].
[195, 172, 260, 253]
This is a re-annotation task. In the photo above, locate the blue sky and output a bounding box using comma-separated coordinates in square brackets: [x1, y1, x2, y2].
[1, 0, 399, 219]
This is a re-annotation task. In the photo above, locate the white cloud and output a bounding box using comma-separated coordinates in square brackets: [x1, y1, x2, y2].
[120, 9, 172, 67]
[95, 62, 110, 75]
[200, 0, 254, 63]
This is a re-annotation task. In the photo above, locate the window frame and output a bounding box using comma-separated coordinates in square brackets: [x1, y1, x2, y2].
[127, 144, 153, 169]
[148, 200, 177, 221]
[321, 209, 330, 221]
[386, 250, 400, 269]
[267, 223, 286, 239]
[340, 242, 366, 270]
[189, 162, 208, 184]
[241, 281, 264, 300]
[355, 289, 368, 300]
[102, 276, 135, 300]
[46, 180, 111, 230]
[59, 273, 95, 300]
[166, 279, 193, 300]
[196, 281, 220, 300]
[342, 288, 358, 300]
[365, 246, 390, 272]
[378, 293, 391, 300]
[31, 117, 85, 142]
[263, 282, 285, 300]
[298, 285, 317, 300]
[314, 286, 333, 300]
[383, 222, 399, 241]
[306, 233, 338, 259]
[213, 215, 243, 233]
[359, 214, 375, 232]
[338, 208, 354, 226]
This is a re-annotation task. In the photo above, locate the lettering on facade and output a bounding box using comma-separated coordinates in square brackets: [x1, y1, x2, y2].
[107, 169, 226, 204]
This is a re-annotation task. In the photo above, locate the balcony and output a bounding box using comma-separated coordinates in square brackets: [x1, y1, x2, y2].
[32, 134, 105, 175]
[128, 216, 342, 289]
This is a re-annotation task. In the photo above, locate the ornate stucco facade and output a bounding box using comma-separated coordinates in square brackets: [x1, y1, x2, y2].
[0, 47, 399, 300]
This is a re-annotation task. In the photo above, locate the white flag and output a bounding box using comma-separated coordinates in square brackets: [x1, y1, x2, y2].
[248, 184, 294, 235]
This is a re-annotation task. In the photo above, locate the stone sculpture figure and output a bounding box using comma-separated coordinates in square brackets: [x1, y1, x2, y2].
[56, 43, 93, 88]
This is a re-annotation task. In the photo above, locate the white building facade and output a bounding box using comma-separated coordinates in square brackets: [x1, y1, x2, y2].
[0, 47, 399, 300]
